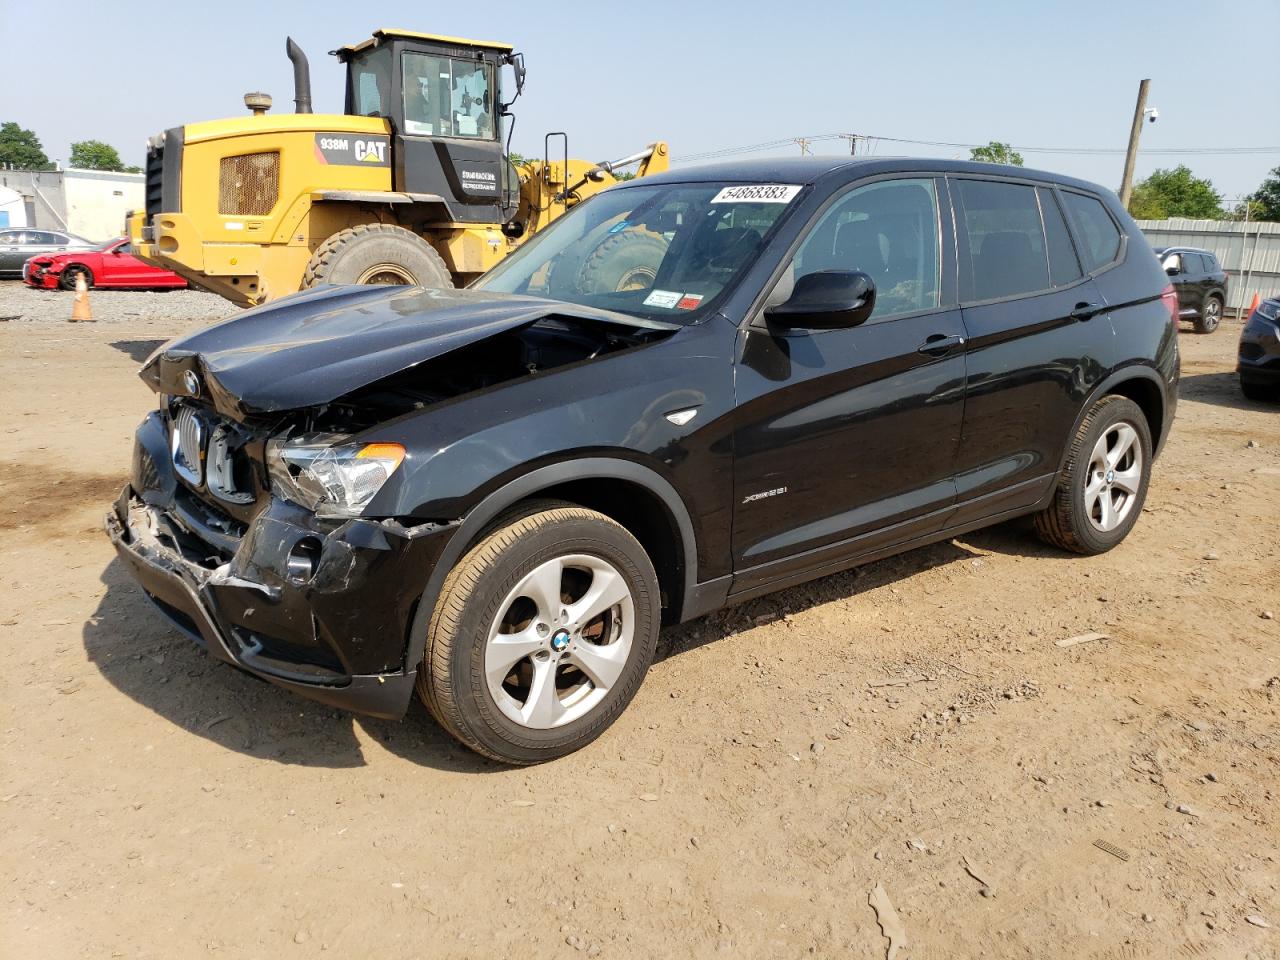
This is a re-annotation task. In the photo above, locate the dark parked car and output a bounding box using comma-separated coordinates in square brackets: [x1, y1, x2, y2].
[107, 158, 1180, 763]
[0, 228, 94, 277]
[1238, 295, 1280, 401]
[1154, 246, 1228, 333]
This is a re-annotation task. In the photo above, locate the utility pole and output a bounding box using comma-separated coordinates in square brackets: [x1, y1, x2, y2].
[795, 137, 811, 156]
[1119, 78, 1151, 210]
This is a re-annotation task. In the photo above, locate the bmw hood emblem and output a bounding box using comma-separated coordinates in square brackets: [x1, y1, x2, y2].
[183, 370, 201, 397]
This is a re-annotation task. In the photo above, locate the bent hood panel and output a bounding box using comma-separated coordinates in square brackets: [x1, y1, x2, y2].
[139, 285, 677, 419]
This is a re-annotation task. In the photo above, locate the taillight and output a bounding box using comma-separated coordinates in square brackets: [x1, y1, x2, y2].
[1160, 284, 1179, 325]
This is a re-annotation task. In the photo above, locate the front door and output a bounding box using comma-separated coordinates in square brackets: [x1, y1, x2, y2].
[731, 176, 966, 593]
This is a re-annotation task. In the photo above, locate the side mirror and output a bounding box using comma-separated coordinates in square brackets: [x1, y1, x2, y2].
[1164, 265, 1179, 277]
[765, 270, 876, 330]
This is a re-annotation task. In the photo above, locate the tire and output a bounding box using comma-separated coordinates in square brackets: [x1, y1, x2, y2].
[547, 230, 669, 297]
[59, 265, 93, 291]
[301, 223, 452, 291]
[1034, 396, 1153, 555]
[1194, 295, 1222, 334]
[1241, 379, 1279, 402]
[417, 500, 660, 764]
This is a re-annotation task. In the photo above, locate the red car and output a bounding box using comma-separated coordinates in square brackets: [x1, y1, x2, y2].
[23, 238, 187, 291]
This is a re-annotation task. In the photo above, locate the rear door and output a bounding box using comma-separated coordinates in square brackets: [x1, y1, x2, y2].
[0, 230, 27, 273]
[731, 175, 966, 590]
[950, 177, 1109, 520]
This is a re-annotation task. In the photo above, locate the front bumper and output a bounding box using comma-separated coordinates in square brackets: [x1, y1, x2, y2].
[1238, 311, 1280, 385]
[105, 414, 457, 719]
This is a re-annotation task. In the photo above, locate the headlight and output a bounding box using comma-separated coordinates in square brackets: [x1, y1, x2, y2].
[1257, 300, 1278, 322]
[267, 433, 405, 517]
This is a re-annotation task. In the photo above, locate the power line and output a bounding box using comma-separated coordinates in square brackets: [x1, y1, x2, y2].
[673, 132, 1280, 163]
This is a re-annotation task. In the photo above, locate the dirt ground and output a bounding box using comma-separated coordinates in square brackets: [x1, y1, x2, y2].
[2, 283, 1277, 960]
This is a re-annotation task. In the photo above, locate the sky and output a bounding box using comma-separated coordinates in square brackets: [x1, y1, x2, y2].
[2, 0, 1277, 201]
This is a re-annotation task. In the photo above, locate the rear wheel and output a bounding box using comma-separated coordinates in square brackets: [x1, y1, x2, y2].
[59, 265, 93, 291]
[302, 224, 452, 291]
[417, 501, 660, 764]
[1034, 396, 1152, 555]
[1194, 295, 1222, 334]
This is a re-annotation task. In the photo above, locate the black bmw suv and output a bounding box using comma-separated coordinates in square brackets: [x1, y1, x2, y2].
[108, 158, 1179, 763]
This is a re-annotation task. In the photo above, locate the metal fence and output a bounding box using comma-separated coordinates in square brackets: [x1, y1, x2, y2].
[1136, 218, 1280, 314]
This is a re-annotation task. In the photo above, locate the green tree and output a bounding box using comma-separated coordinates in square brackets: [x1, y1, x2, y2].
[1128, 165, 1224, 220]
[969, 141, 1024, 166]
[70, 140, 129, 172]
[0, 122, 52, 169]
[1243, 166, 1280, 221]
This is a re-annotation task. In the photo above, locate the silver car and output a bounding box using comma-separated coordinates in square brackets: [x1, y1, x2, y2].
[0, 229, 94, 279]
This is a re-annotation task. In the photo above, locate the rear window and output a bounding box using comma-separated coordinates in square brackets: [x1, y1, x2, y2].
[957, 179, 1050, 300]
[1061, 192, 1122, 272]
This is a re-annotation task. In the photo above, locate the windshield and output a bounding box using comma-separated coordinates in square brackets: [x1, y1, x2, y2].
[402, 52, 494, 139]
[475, 182, 801, 321]
[93, 239, 124, 252]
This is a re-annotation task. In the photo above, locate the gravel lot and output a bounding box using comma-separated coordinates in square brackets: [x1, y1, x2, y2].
[0, 279, 232, 327]
[1, 286, 1278, 959]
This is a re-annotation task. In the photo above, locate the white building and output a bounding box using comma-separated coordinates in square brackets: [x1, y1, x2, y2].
[0, 167, 143, 241]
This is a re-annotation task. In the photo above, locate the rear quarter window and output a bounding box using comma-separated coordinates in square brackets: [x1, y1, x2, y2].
[1061, 192, 1122, 272]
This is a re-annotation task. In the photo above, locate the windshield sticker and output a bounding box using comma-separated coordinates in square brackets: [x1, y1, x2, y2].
[643, 289, 683, 309]
[676, 294, 704, 310]
[607, 220, 631, 235]
[711, 184, 802, 204]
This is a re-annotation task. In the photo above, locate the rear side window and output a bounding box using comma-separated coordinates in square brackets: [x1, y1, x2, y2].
[957, 179, 1049, 300]
[1061, 192, 1122, 272]
[1038, 188, 1082, 286]
[1204, 253, 1220, 272]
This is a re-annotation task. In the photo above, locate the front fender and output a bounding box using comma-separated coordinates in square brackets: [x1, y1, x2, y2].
[402, 456, 703, 676]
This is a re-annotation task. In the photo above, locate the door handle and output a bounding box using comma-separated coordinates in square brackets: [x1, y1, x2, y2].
[1070, 301, 1102, 321]
[917, 333, 965, 355]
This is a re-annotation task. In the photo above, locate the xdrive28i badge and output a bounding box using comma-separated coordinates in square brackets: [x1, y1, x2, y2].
[313, 134, 391, 167]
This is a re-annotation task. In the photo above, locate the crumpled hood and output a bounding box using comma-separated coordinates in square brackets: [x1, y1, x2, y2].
[140, 284, 677, 420]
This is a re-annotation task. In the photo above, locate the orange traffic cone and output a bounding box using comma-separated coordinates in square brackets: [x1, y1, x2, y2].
[69, 271, 93, 322]
[1247, 292, 1261, 316]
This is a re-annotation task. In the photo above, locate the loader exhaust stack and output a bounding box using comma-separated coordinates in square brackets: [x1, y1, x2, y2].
[286, 37, 313, 114]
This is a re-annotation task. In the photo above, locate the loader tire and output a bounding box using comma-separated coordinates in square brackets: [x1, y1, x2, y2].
[550, 230, 670, 296]
[302, 224, 452, 291]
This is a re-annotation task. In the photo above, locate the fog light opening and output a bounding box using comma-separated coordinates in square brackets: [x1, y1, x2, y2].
[286, 537, 322, 584]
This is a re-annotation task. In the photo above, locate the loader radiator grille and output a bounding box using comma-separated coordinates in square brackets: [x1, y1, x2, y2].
[218, 152, 279, 216]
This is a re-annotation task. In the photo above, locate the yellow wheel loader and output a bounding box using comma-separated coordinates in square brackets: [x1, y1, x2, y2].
[127, 29, 669, 307]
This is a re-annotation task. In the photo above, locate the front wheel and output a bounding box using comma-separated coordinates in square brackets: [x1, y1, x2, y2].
[59, 265, 93, 291]
[302, 224, 452, 291]
[1034, 396, 1153, 555]
[417, 501, 660, 764]
[1194, 295, 1222, 334]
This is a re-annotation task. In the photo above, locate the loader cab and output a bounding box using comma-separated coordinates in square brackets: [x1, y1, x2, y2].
[336, 29, 520, 225]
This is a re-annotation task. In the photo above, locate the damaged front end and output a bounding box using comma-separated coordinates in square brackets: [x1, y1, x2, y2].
[106, 284, 676, 717]
[106, 409, 454, 717]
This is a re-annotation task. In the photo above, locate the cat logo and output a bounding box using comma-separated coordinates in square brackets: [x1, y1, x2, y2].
[354, 140, 386, 164]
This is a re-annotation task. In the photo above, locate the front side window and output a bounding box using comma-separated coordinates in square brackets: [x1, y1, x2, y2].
[1061, 192, 1122, 272]
[402, 52, 494, 139]
[958, 179, 1050, 300]
[475, 182, 797, 322]
[789, 178, 941, 321]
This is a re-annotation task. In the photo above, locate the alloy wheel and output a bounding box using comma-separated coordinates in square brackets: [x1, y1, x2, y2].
[1202, 299, 1221, 331]
[485, 554, 635, 729]
[1084, 422, 1143, 533]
